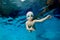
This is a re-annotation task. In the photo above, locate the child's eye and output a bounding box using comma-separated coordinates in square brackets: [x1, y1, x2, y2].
[27, 15, 33, 17]
[31, 15, 33, 17]
[27, 16, 30, 17]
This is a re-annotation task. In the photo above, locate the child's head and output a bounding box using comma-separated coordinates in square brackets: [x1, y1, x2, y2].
[26, 11, 34, 21]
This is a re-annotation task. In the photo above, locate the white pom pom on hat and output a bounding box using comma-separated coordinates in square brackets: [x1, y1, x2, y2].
[26, 11, 34, 17]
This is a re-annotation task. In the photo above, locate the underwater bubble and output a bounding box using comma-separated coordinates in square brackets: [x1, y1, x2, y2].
[20, 0, 26, 2]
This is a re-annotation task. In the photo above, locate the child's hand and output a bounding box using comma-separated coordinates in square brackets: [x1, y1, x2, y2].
[27, 28, 35, 32]
[30, 27, 35, 31]
[47, 15, 52, 19]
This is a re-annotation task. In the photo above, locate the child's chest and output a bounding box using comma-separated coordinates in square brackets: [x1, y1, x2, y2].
[27, 21, 34, 26]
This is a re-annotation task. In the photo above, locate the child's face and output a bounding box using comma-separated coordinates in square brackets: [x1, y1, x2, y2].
[27, 16, 33, 21]
[29, 17, 33, 21]
[26, 11, 34, 21]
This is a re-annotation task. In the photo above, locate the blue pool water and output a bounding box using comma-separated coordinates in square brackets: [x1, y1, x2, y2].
[0, 9, 60, 40]
[0, 0, 60, 40]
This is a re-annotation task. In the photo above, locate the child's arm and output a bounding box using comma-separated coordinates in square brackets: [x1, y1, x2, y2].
[26, 22, 30, 30]
[34, 15, 51, 22]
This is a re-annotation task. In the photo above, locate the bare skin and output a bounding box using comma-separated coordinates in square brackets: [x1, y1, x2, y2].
[26, 15, 51, 32]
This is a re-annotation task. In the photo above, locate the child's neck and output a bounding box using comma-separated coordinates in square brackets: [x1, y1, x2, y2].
[28, 20, 33, 22]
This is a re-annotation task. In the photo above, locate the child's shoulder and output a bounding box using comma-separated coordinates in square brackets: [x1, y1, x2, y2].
[25, 21, 28, 24]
